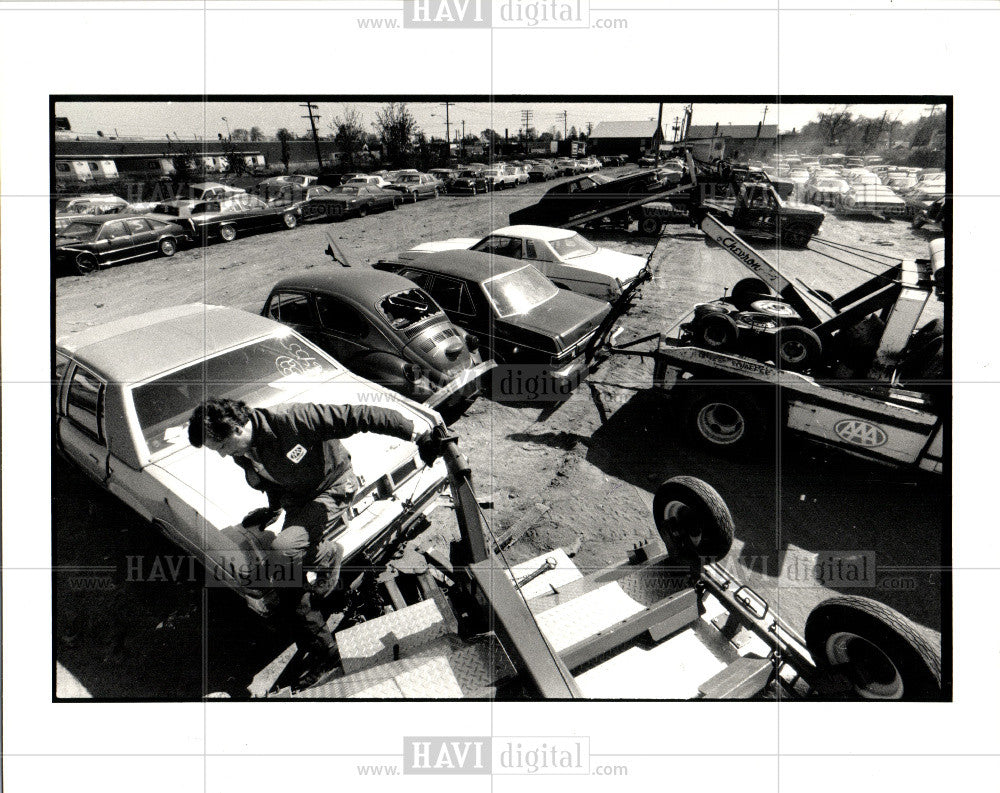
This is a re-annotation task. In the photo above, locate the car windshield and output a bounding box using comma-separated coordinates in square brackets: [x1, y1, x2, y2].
[130, 333, 340, 455]
[59, 222, 100, 240]
[332, 186, 362, 194]
[482, 265, 558, 318]
[458, 171, 477, 178]
[549, 233, 598, 259]
[398, 175, 420, 183]
[378, 288, 443, 330]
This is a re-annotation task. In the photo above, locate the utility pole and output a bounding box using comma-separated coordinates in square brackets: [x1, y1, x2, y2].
[300, 101, 324, 171]
[761, 105, 768, 127]
[521, 109, 533, 153]
[461, 120, 466, 158]
[440, 101, 453, 152]
[559, 110, 568, 139]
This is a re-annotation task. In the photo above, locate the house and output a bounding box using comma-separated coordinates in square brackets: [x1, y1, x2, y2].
[589, 120, 663, 160]
[686, 123, 779, 161]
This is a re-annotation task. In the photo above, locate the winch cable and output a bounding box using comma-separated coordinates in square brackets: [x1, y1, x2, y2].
[802, 244, 905, 283]
[809, 236, 906, 265]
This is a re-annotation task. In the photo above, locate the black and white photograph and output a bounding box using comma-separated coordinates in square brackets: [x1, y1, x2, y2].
[3, 1, 999, 791]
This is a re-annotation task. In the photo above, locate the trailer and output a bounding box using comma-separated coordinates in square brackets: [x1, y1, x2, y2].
[244, 427, 941, 700]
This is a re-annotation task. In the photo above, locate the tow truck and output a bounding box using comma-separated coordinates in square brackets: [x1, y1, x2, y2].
[611, 208, 947, 473]
[510, 153, 825, 246]
[247, 427, 942, 700]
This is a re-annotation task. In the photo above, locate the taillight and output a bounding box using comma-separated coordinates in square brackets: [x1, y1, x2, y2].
[465, 334, 480, 352]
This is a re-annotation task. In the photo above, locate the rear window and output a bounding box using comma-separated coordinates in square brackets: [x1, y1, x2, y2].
[378, 288, 443, 330]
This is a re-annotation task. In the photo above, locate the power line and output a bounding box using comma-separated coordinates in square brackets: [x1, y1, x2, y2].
[300, 101, 324, 171]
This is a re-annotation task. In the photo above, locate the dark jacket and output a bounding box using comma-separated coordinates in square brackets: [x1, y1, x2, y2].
[234, 403, 415, 510]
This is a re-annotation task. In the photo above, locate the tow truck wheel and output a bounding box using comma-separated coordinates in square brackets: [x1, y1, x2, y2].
[772, 326, 822, 371]
[680, 387, 771, 455]
[639, 216, 663, 237]
[805, 596, 942, 700]
[694, 312, 738, 351]
[652, 476, 734, 561]
[749, 299, 801, 324]
[730, 278, 773, 311]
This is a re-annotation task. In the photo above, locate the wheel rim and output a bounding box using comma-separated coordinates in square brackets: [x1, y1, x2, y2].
[696, 402, 745, 445]
[220, 226, 235, 241]
[780, 339, 809, 364]
[160, 239, 175, 255]
[659, 500, 703, 550]
[701, 323, 731, 348]
[283, 213, 296, 228]
[825, 632, 905, 700]
[76, 254, 97, 274]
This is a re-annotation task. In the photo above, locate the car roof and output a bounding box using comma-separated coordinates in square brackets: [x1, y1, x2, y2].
[190, 182, 228, 189]
[391, 250, 523, 282]
[57, 303, 281, 382]
[490, 225, 577, 241]
[271, 269, 423, 304]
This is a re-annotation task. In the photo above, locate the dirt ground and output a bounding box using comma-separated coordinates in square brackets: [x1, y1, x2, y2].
[54, 170, 948, 698]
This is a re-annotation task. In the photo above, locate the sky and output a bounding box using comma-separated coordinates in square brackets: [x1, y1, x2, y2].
[55, 100, 935, 141]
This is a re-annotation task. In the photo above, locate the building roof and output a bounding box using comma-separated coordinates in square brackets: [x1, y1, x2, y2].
[687, 124, 779, 140]
[591, 120, 661, 140]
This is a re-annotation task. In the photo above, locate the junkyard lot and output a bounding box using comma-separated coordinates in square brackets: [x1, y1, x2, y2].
[54, 172, 946, 698]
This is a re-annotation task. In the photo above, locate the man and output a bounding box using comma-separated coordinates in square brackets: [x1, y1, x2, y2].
[188, 397, 441, 688]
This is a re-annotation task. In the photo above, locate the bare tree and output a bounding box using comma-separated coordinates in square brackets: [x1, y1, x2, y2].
[277, 128, 293, 173]
[373, 103, 419, 167]
[249, 126, 264, 142]
[231, 128, 250, 142]
[333, 104, 366, 169]
[816, 106, 855, 146]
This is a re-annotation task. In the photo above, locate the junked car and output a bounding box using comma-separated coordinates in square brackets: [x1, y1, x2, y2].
[449, 168, 491, 195]
[904, 183, 946, 219]
[55, 215, 188, 274]
[374, 250, 616, 391]
[839, 184, 907, 216]
[55, 304, 444, 616]
[299, 183, 400, 219]
[262, 270, 492, 408]
[148, 194, 300, 241]
[803, 177, 851, 207]
[187, 182, 246, 201]
[527, 161, 557, 182]
[401, 224, 649, 302]
[344, 174, 393, 189]
[383, 172, 442, 202]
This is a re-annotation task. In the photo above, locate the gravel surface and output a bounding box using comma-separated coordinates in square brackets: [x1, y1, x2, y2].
[54, 170, 947, 698]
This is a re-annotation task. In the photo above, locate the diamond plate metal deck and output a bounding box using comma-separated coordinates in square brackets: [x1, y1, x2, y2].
[337, 598, 451, 674]
[297, 633, 516, 699]
[535, 583, 646, 652]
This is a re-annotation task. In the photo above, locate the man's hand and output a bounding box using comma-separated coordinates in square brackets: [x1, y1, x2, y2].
[415, 430, 443, 467]
[242, 507, 281, 530]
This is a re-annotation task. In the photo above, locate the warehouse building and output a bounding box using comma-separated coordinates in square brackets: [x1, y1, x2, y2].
[589, 120, 664, 160]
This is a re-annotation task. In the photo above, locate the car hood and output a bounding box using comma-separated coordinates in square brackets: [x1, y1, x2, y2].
[513, 291, 610, 349]
[147, 375, 438, 532]
[564, 248, 647, 282]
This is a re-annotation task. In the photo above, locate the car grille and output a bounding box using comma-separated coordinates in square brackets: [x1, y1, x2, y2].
[418, 326, 458, 351]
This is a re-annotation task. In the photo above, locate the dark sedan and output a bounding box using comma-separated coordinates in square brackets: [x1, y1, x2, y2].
[449, 168, 491, 195]
[54, 216, 187, 274]
[384, 172, 442, 202]
[300, 184, 401, 220]
[374, 250, 613, 396]
[262, 269, 491, 408]
[147, 194, 299, 242]
[527, 162, 557, 182]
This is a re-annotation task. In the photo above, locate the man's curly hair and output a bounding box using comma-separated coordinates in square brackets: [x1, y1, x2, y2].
[188, 397, 252, 448]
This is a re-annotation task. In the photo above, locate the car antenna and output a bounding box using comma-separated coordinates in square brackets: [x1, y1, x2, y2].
[324, 233, 353, 268]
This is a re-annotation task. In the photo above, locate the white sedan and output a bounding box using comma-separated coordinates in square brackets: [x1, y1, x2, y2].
[401, 225, 648, 301]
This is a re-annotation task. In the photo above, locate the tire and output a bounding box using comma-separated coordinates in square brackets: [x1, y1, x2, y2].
[75, 252, 99, 275]
[771, 325, 823, 371]
[693, 300, 738, 319]
[471, 185, 477, 196]
[158, 237, 177, 257]
[749, 299, 801, 323]
[730, 277, 772, 310]
[282, 212, 298, 229]
[912, 215, 925, 229]
[804, 596, 942, 700]
[780, 222, 813, 248]
[219, 225, 237, 242]
[694, 312, 738, 352]
[679, 386, 770, 455]
[652, 476, 735, 561]
[433, 187, 439, 198]
[357, 205, 368, 218]
[410, 192, 419, 203]
[639, 216, 663, 236]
